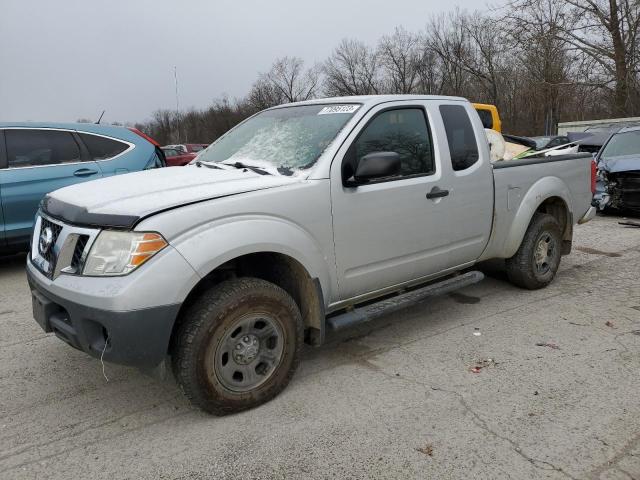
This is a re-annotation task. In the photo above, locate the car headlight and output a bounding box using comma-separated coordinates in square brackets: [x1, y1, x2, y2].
[83, 231, 168, 276]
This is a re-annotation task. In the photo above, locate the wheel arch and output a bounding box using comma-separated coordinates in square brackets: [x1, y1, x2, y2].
[170, 250, 327, 354]
[503, 177, 573, 258]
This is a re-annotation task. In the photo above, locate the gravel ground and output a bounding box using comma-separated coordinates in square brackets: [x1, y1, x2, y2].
[1, 214, 639, 480]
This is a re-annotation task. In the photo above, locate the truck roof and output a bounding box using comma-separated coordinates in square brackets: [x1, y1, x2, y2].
[271, 94, 469, 109]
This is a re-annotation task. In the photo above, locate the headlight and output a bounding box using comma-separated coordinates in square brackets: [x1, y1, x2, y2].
[83, 231, 168, 276]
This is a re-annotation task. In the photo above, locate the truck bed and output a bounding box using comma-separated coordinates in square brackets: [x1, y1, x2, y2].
[481, 153, 594, 260]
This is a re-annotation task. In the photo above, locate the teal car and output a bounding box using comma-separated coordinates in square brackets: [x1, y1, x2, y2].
[0, 123, 165, 254]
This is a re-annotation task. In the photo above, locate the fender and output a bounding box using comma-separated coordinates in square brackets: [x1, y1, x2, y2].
[171, 214, 335, 305]
[502, 176, 572, 258]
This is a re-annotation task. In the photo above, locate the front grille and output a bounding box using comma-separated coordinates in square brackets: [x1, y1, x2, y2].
[31, 215, 99, 279]
[70, 235, 89, 273]
[610, 171, 640, 211]
[36, 217, 63, 277]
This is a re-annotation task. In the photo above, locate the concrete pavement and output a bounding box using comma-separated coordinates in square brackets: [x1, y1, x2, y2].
[1, 215, 639, 479]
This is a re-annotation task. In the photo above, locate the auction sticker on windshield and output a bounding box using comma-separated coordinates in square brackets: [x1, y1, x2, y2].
[318, 105, 360, 115]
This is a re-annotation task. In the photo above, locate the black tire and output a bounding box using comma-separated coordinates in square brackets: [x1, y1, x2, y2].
[506, 213, 562, 290]
[171, 277, 303, 415]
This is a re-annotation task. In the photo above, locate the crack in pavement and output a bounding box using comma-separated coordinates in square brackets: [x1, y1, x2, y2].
[351, 356, 579, 480]
[0, 409, 193, 475]
[586, 430, 640, 480]
[429, 385, 579, 480]
[0, 393, 184, 463]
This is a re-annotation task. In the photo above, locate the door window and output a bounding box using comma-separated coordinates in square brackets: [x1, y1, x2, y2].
[79, 133, 129, 160]
[440, 105, 480, 171]
[344, 108, 434, 181]
[5, 129, 81, 168]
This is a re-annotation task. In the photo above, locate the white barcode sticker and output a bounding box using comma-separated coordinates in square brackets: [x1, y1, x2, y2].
[318, 105, 360, 115]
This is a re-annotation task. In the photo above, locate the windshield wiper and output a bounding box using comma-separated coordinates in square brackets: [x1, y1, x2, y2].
[194, 160, 224, 169]
[222, 161, 271, 175]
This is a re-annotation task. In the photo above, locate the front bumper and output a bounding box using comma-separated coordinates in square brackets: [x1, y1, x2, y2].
[27, 267, 181, 368]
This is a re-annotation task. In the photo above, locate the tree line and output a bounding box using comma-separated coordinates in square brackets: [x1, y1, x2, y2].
[132, 0, 640, 145]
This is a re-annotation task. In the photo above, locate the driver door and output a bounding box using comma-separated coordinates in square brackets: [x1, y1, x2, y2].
[330, 103, 456, 301]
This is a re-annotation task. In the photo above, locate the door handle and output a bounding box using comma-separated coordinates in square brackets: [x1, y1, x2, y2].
[426, 186, 450, 199]
[73, 168, 99, 177]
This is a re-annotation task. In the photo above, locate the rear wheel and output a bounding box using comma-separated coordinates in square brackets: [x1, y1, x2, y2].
[172, 277, 303, 415]
[506, 213, 562, 290]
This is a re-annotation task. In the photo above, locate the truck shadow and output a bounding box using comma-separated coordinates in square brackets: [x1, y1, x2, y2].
[0, 252, 27, 268]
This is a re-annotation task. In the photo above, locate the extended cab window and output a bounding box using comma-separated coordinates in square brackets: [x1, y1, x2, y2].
[79, 133, 129, 160]
[6, 129, 81, 168]
[344, 108, 434, 180]
[440, 105, 480, 171]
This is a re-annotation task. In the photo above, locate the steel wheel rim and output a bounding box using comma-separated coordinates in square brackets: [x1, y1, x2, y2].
[534, 232, 556, 275]
[214, 313, 285, 393]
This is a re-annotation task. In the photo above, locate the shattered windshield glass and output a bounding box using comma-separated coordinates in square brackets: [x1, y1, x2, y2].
[601, 130, 640, 159]
[196, 104, 360, 175]
[532, 136, 551, 149]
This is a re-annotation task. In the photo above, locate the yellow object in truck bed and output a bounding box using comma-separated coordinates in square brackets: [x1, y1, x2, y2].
[473, 103, 502, 132]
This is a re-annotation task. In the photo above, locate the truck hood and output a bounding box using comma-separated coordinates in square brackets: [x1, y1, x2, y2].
[599, 154, 640, 173]
[42, 165, 300, 229]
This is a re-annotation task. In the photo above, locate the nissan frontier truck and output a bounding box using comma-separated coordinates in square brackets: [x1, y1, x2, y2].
[26, 95, 596, 414]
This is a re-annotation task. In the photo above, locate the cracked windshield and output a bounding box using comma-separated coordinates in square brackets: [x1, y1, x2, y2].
[196, 104, 360, 175]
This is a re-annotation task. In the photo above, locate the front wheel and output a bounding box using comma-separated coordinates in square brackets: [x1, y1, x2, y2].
[506, 213, 562, 290]
[172, 278, 303, 415]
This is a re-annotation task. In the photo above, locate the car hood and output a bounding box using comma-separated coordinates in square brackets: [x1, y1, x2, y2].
[599, 154, 640, 173]
[568, 131, 611, 147]
[42, 165, 301, 229]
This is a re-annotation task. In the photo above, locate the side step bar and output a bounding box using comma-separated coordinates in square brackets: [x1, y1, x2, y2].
[327, 271, 484, 331]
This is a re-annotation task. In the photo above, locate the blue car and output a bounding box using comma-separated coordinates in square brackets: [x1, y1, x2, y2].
[0, 123, 165, 253]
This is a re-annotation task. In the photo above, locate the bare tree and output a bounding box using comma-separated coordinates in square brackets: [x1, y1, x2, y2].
[413, 46, 444, 94]
[247, 78, 285, 110]
[501, 0, 576, 132]
[506, 0, 640, 116]
[563, 0, 640, 116]
[378, 27, 422, 93]
[424, 12, 473, 97]
[457, 12, 506, 106]
[133, 3, 639, 146]
[260, 56, 321, 104]
[323, 39, 381, 95]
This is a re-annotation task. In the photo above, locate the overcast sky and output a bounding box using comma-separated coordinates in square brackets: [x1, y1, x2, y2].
[0, 0, 484, 124]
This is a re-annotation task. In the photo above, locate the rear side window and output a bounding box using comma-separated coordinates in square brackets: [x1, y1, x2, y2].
[440, 105, 480, 171]
[6, 129, 81, 168]
[79, 133, 129, 160]
[345, 108, 434, 180]
[476, 109, 493, 129]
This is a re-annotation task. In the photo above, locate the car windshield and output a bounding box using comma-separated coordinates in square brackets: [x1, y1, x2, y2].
[196, 104, 360, 175]
[601, 130, 640, 159]
[532, 136, 551, 149]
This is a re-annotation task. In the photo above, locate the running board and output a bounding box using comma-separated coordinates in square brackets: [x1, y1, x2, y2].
[327, 271, 484, 331]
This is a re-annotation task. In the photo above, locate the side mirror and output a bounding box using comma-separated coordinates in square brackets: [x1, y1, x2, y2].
[348, 152, 401, 185]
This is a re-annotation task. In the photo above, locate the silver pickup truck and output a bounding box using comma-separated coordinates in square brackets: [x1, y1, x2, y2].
[27, 95, 596, 414]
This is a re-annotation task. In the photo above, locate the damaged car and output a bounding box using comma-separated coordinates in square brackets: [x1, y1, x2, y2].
[594, 126, 640, 213]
